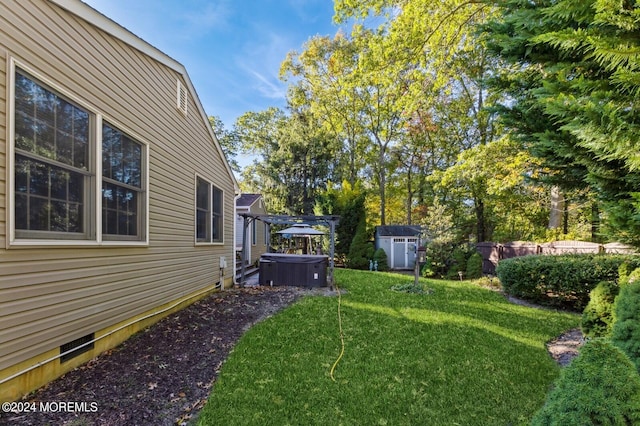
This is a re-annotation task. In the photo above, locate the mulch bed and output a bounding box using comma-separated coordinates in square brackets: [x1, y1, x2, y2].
[0, 286, 303, 426]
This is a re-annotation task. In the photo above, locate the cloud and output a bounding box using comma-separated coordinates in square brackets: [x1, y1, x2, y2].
[180, 1, 233, 35]
[247, 69, 287, 100]
[235, 31, 292, 101]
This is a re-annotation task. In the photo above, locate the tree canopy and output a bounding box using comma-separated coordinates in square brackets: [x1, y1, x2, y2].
[483, 0, 640, 246]
[214, 0, 638, 251]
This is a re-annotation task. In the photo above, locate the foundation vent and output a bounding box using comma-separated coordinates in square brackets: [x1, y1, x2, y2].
[60, 333, 95, 362]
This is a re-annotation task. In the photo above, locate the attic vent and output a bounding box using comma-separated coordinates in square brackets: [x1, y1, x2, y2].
[60, 333, 94, 363]
[176, 80, 188, 116]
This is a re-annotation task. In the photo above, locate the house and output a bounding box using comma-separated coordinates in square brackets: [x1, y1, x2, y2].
[235, 194, 268, 266]
[0, 0, 239, 401]
[375, 225, 422, 270]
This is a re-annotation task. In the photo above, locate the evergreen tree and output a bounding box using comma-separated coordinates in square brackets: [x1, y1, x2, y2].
[483, 0, 640, 246]
[347, 216, 374, 270]
[315, 181, 367, 259]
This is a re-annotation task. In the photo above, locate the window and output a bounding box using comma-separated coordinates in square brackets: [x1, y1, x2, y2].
[102, 123, 144, 240]
[14, 71, 93, 239]
[196, 177, 223, 243]
[11, 65, 147, 244]
[212, 186, 223, 242]
[196, 178, 210, 242]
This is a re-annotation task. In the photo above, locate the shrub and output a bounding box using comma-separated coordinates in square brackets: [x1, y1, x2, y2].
[465, 252, 483, 280]
[373, 248, 389, 271]
[346, 219, 374, 270]
[446, 246, 471, 280]
[423, 242, 478, 279]
[627, 267, 640, 285]
[581, 281, 619, 339]
[421, 261, 435, 278]
[531, 339, 640, 425]
[424, 240, 455, 278]
[496, 254, 640, 310]
[619, 262, 632, 284]
[470, 275, 501, 290]
[612, 277, 640, 373]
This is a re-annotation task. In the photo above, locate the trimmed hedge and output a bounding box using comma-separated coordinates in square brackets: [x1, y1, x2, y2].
[496, 254, 640, 310]
[531, 339, 640, 425]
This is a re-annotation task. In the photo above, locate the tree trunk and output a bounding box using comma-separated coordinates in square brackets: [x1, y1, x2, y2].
[378, 149, 386, 225]
[591, 203, 600, 242]
[475, 197, 485, 242]
[406, 165, 413, 225]
[548, 186, 564, 229]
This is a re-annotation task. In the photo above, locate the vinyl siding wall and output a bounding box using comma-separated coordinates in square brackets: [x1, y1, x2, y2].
[0, 0, 235, 381]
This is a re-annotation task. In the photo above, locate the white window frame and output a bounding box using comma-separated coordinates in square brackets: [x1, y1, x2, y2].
[264, 222, 268, 246]
[194, 174, 224, 245]
[7, 58, 149, 247]
[251, 220, 257, 246]
[100, 120, 149, 242]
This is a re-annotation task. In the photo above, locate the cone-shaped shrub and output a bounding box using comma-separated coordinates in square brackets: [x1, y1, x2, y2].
[346, 218, 373, 270]
[373, 248, 389, 271]
[466, 252, 483, 280]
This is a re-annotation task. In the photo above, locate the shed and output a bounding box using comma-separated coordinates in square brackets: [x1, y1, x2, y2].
[375, 225, 422, 270]
[0, 0, 239, 401]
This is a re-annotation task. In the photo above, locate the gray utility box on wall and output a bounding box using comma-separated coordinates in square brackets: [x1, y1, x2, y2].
[259, 254, 328, 287]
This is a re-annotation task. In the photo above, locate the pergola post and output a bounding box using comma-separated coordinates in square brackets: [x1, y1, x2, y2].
[328, 219, 336, 287]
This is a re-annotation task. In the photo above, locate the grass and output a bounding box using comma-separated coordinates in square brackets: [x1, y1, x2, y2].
[197, 269, 579, 425]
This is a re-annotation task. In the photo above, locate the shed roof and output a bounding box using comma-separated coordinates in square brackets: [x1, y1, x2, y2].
[375, 225, 422, 237]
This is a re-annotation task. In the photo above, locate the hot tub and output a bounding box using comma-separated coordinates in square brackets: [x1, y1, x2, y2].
[259, 253, 328, 287]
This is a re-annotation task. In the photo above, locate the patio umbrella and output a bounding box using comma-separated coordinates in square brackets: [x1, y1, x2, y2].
[276, 224, 325, 237]
[276, 224, 324, 254]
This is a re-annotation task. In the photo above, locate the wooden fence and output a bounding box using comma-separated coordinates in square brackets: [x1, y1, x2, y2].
[476, 241, 636, 275]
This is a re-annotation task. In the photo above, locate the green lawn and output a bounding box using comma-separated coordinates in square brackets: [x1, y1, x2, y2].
[198, 269, 579, 425]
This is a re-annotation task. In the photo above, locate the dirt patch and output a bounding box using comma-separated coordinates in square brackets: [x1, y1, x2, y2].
[0, 286, 304, 426]
[546, 328, 584, 367]
[504, 294, 584, 366]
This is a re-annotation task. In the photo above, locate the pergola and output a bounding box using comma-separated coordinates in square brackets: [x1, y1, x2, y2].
[237, 214, 340, 287]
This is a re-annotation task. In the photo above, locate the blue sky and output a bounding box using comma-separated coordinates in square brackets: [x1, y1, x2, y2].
[82, 0, 342, 129]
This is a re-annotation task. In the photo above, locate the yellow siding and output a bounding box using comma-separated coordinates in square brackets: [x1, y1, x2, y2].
[0, 45, 6, 249]
[0, 0, 237, 397]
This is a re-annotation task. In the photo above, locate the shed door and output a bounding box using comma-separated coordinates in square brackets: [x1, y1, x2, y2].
[391, 238, 418, 269]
